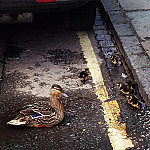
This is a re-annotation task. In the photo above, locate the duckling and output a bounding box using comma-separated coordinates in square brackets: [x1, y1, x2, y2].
[7, 84, 68, 128]
[125, 80, 137, 94]
[78, 68, 90, 84]
[117, 80, 137, 95]
[117, 82, 131, 95]
[109, 53, 120, 65]
[126, 94, 142, 109]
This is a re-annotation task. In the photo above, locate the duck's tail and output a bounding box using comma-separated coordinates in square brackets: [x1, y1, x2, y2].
[7, 119, 27, 126]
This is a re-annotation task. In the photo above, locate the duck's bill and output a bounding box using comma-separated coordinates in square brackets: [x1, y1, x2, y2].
[61, 92, 69, 97]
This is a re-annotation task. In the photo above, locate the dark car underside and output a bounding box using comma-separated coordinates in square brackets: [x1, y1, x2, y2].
[0, 0, 90, 14]
[0, 0, 97, 30]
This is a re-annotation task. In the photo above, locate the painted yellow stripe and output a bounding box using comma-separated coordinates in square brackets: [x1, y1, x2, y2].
[77, 31, 134, 150]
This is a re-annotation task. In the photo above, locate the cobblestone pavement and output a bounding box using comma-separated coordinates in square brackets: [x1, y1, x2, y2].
[94, 11, 150, 149]
[98, 0, 150, 108]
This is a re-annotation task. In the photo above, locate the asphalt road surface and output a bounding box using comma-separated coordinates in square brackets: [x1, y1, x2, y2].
[0, 11, 150, 150]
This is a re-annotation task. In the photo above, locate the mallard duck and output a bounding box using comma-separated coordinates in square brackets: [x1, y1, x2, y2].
[78, 68, 90, 84]
[126, 94, 142, 109]
[7, 84, 68, 128]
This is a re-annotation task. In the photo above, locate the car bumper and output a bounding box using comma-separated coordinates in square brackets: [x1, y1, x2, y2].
[0, 0, 90, 14]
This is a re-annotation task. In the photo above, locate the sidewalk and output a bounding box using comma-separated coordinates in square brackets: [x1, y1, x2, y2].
[98, 0, 150, 107]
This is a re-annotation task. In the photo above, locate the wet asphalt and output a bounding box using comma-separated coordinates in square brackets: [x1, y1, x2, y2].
[0, 11, 150, 150]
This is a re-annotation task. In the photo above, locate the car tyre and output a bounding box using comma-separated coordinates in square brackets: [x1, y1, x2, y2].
[69, 1, 96, 31]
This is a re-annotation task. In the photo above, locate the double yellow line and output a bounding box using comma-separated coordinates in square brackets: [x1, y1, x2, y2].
[77, 31, 134, 150]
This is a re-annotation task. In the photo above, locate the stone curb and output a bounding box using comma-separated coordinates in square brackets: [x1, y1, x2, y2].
[97, 0, 150, 107]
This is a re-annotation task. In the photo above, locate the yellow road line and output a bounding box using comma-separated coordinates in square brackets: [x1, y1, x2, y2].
[77, 31, 134, 150]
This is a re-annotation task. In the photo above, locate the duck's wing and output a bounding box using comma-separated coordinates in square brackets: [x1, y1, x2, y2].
[15, 105, 34, 112]
[17, 104, 39, 115]
[18, 102, 55, 117]
[20, 107, 39, 115]
[34, 103, 56, 116]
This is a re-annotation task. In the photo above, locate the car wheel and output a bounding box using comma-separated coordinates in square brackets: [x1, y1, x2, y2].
[69, 1, 96, 31]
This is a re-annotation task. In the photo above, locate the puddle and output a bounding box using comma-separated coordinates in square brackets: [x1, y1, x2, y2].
[47, 48, 84, 65]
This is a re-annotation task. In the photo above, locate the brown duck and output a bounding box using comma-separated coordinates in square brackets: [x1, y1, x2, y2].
[7, 84, 68, 128]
